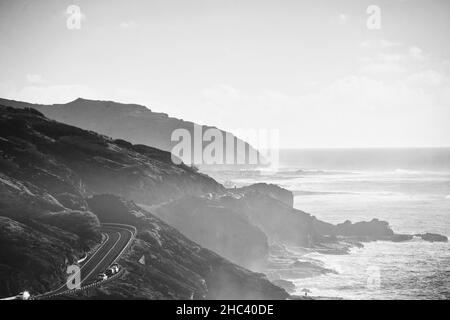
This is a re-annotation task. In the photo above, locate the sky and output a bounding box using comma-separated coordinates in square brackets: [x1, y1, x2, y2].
[0, 0, 449, 148]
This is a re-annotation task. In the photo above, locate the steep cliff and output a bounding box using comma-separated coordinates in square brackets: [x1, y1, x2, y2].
[153, 196, 269, 271]
[85, 194, 288, 299]
[226, 187, 319, 246]
[0, 105, 222, 207]
[0, 97, 262, 168]
[0, 105, 285, 299]
[235, 183, 294, 207]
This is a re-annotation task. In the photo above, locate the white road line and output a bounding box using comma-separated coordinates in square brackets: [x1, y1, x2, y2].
[80, 231, 122, 285]
[39, 232, 111, 296]
[112, 229, 134, 264]
[32, 224, 136, 299]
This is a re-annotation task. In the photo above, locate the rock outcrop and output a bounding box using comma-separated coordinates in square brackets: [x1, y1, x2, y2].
[333, 219, 394, 237]
[0, 105, 286, 299]
[153, 196, 269, 271]
[415, 233, 448, 242]
[85, 194, 288, 300]
[1, 103, 446, 299]
[234, 183, 294, 207]
[0, 216, 83, 296]
[0, 105, 222, 207]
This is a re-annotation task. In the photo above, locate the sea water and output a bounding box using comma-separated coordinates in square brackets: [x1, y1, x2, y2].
[206, 148, 450, 299]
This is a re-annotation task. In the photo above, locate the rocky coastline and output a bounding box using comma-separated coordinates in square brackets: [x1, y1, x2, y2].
[1, 103, 447, 299]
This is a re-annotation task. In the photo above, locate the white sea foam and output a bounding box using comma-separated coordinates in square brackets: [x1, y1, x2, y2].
[258, 170, 450, 299]
[212, 150, 450, 299]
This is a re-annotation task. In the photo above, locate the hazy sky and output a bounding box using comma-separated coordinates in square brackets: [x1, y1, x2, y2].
[1, 0, 450, 148]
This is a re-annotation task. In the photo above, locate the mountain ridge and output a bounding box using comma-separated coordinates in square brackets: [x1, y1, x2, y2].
[0, 105, 285, 299]
[0, 97, 261, 168]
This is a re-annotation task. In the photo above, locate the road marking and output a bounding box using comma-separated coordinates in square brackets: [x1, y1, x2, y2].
[112, 229, 134, 264]
[41, 232, 111, 296]
[33, 224, 136, 299]
[80, 231, 122, 285]
[76, 233, 110, 278]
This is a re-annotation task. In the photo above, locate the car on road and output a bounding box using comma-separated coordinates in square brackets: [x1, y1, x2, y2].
[16, 291, 30, 300]
[96, 273, 108, 281]
[106, 264, 120, 276]
[105, 268, 114, 276]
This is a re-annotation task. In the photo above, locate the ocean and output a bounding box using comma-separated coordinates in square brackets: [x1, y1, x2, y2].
[205, 148, 450, 299]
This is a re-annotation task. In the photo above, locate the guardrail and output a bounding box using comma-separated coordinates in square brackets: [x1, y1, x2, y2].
[32, 223, 137, 300]
[34, 268, 125, 300]
[5, 223, 137, 301]
[31, 232, 111, 300]
[104, 223, 137, 264]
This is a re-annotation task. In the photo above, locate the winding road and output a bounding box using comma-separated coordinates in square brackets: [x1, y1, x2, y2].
[35, 223, 136, 299]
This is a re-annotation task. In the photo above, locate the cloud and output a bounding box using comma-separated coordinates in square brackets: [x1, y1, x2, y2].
[119, 21, 137, 29]
[406, 70, 450, 105]
[200, 42, 450, 144]
[0, 82, 161, 111]
[359, 54, 406, 74]
[406, 70, 445, 87]
[337, 14, 348, 24]
[202, 85, 240, 102]
[26, 74, 44, 84]
[329, 13, 349, 25]
[358, 41, 429, 75]
[409, 46, 425, 61]
[196, 68, 450, 148]
[360, 39, 401, 49]
[359, 62, 405, 74]
[2, 84, 99, 104]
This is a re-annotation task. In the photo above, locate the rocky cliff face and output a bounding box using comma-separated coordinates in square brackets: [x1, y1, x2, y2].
[148, 182, 421, 274]
[0, 216, 84, 296]
[85, 194, 288, 300]
[222, 193, 318, 247]
[235, 183, 294, 207]
[0, 105, 222, 207]
[1, 103, 445, 299]
[0, 106, 102, 296]
[153, 196, 269, 271]
[0, 105, 286, 299]
[229, 184, 446, 246]
[0, 97, 262, 168]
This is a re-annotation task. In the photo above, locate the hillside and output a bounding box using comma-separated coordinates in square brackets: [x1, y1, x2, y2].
[0, 97, 261, 168]
[0, 105, 286, 299]
[84, 195, 287, 299]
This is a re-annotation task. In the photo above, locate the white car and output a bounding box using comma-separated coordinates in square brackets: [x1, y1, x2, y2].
[17, 291, 30, 300]
[106, 265, 120, 276]
[96, 273, 108, 281]
[111, 264, 120, 273]
[106, 268, 115, 276]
